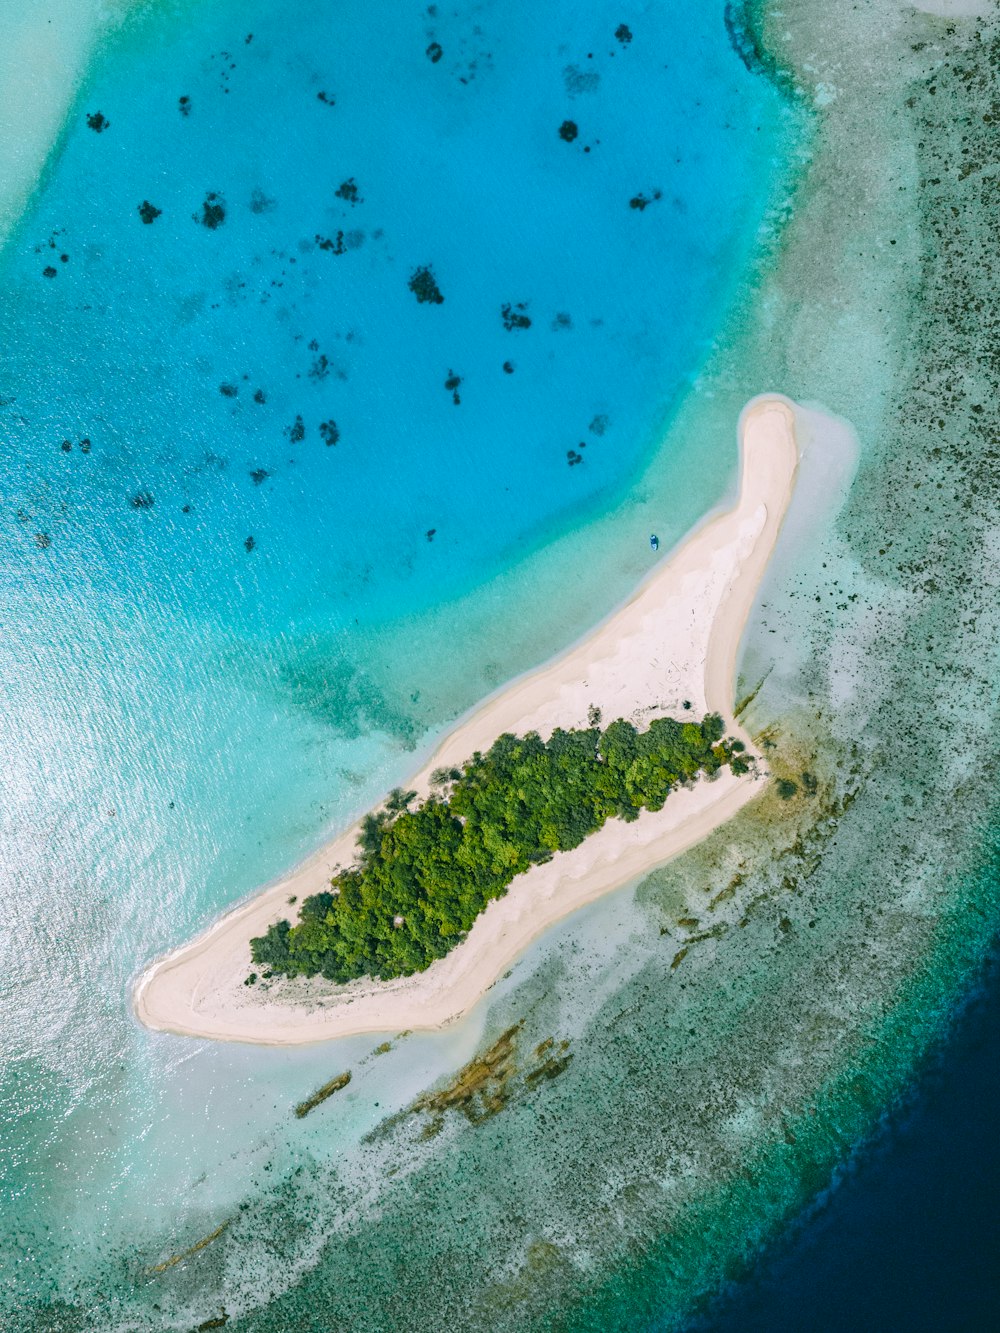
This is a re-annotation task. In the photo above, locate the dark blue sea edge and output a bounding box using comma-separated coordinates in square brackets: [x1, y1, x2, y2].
[547, 830, 1000, 1333]
[692, 934, 1000, 1333]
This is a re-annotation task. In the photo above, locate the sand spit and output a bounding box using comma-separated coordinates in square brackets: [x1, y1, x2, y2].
[133, 395, 799, 1044]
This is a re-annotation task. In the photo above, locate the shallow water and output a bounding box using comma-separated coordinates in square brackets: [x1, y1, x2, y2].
[5, 0, 1000, 1329]
[0, 0, 801, 1325]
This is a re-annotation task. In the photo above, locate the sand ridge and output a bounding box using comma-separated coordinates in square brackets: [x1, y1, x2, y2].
[132, 395, 799, 1045]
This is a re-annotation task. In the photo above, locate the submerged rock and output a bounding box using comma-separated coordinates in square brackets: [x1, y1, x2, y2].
[138, 200, 162, 225]
[294, 1070, 351, 1118]
[194, 192, 226, 229]
[319, 420, 340, 446]
[86, 111, 109, 133]
[501, 301, 531, 331]
[426, 42, 443, 64]
[558, 119, 579, 142]
[335, 177, 362, 204]
[408, 265, 444, 304]
[316, 232, 346, 254]
[629, 189, 663, 211]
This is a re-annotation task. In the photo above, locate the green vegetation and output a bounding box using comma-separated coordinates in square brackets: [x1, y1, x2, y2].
[251, 714, 746, 984]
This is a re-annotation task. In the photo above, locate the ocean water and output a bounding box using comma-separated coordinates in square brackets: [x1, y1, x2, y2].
[698, 945, 1000, 1332]
[0, 0, 801, 1325]
[6, 0, 1000, 1329]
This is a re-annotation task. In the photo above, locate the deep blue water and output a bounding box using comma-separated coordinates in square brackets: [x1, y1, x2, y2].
[698, 948, 1000, 1333]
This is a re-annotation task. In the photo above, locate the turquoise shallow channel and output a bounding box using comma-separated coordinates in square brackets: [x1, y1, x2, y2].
[4, 0, 1000, 1330]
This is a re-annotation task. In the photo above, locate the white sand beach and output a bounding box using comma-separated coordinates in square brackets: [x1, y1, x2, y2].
[133, 394, 800, 1044]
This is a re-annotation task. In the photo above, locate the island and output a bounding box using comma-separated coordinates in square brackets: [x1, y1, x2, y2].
[251, 711, 748, 984]
[132, 394, 799, 1044]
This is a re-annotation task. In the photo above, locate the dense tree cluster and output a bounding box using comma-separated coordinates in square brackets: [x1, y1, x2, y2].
[251, 714, 746, 983]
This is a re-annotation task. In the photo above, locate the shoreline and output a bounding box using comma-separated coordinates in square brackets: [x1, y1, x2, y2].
[133, 394, 800, 1045]
[0, 0, 133, 251]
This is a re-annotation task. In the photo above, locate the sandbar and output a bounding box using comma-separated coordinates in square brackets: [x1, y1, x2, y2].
[133, 394, 799, 1044]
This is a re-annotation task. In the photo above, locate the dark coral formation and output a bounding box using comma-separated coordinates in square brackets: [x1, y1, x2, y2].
[319, 420, 340, 446]
[316, 232, 346, 254]
[294, 1071, 351, 1118]
[408, 265, 444, 304]
[501, 301, 531, 330]
[138, 200, 162, 224]
[86, 111, 109, 132]
[194, 193, 226, 229]
[335, 178, 362, 204]
[559, 119, 579, 142]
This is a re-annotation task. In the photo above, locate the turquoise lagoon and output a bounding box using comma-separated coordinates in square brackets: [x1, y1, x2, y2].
[0, 0, 801, 1326]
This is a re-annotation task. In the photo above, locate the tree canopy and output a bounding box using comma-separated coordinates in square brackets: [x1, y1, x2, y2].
[251, 713, 746, 984]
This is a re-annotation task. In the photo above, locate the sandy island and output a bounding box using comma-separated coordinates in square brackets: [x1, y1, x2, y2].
[133, 395, 799, 1044]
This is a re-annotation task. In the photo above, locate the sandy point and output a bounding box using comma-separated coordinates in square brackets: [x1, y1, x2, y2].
[132, 394, 800, 1045]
